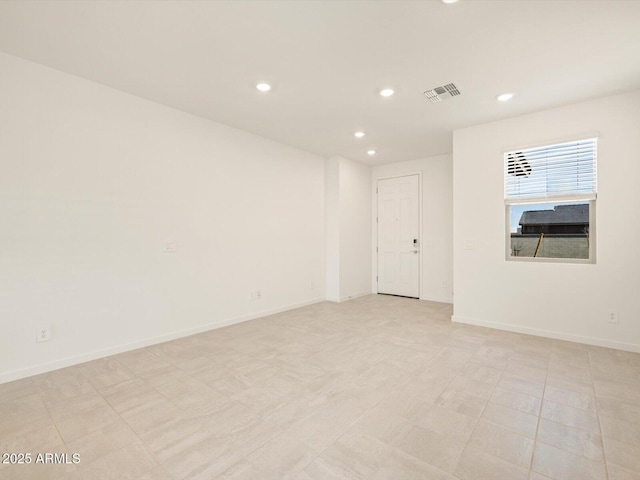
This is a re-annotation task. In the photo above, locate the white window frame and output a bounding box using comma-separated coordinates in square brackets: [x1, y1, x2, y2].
[504, 137, 597, 264]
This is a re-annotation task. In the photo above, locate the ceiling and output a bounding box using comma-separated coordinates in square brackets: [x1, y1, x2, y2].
[1, 1, 639, 165]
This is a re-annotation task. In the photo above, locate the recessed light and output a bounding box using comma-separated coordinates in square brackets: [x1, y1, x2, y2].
[367, 150, 376, 156]
[442, 0, 459, 3]
[256, 83, 271, 92]
[380, 88, 395, 97]
[497, 93, 514, 102]
[354, 131, 366, 138]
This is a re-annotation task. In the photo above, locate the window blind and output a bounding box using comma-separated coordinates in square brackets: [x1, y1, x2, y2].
[505, 138, 597, 202]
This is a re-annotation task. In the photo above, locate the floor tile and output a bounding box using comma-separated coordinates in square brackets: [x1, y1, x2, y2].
[433, 386, 488, 420]
[183, 451, 245, 480]
[454, 445, 529, 480]
[314, 432, 393, 479]
[54, 403, 122, 443]
[159, 429, 233, 479]
[372, 447, 456, 480]
[491, 386, 541, 416]
[600, 414, 640, 446]
[65, 419, 139, 465]
[544, 385, 596, 411]
[481, 401, 539, 438]
[133, 465, 175, 480]
[498, 372, 545, 397]
[0, 423, 64, 458]
[529, 473, 554, 480]
[604, 437, 640, 475]
[2, 295, 639, 479]
[350, 404, 412, 445]
[540, 399, 600, 434]
[1, 462, 81, 480]
[45, 391, 106, 423]
[394, 425, 466, 473]
[304, 455, 365, 480]
[0, 378, 37, 402]
[597, 397, 640, 425]
[593, 379, 640, 406]
[532, 442, 607, 480]
[537, 418, 604, 461]
[245, 431, 318, 475]
[219, 459, 280, 479]
[467, 419, 534, 467]
[415, 404, 478, 439]
[607, 465, 640, 480]
[78, 442, 157, 480]
[98, 378, 165, 414]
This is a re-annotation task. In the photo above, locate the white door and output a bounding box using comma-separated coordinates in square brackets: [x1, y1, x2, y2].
[377, 175, 420, 298]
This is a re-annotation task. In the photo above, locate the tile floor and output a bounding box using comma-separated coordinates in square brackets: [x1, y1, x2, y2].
[1, 294, 640, 479]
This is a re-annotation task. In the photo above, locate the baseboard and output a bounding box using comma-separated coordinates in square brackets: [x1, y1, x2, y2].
[452, 314, 640, 353]
[420, 294, 453, 304]
[339, 291, 372, 302]
[0, 297, 325, 384]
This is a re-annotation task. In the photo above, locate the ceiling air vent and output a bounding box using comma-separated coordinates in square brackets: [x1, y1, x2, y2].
[423, 83, 461, 103]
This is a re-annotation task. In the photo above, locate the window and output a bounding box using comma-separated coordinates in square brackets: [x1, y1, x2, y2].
[505, 138, 597, 263]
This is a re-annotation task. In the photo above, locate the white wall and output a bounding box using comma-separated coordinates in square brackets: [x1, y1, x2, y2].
[0, 52, 326, 382]
[453, 90, 640, 352]
[325, 156, 372, 302]
[325, 157, 341, 301]
[372, 155, 454, 303]
[339, 157, 372, 300]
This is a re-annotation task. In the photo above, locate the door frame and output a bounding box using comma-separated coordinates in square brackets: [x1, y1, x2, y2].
[374, 172, 423, 298]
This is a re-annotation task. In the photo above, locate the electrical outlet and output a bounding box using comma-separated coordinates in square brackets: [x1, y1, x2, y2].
[164, 240, 177, 253]
[249, 290, 262, 300]
[607, 312, 619, 324]
[36, 326, 51, 343]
